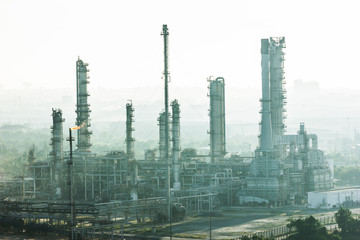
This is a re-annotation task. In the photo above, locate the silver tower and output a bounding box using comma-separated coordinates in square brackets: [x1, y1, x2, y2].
[126, 101, 135, 160]
[245, 38, 289, 205]
[269, 37, 286, 138]
[50, 108, 64, 199]
[158, 111, 168, 161]
[208, 77, 226, 163]
[259, 39, 273, 151]
[171, 99, 181, 190]
[75, 58, 92, 152]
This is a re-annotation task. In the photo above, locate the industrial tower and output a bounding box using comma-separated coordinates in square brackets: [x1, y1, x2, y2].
[269, 37, 286, 137]
[208, 77, 226, 163]
[246, 38, 289, 205]
[50, 108, 64, 198]
[171, 99, 181, 190]
[245, 38, 333, 205]
[126, 101, 135, 160]
[158, 111, 168, 161]
[75, 58, 92, 152]
[259, 39, 273, 151]
[126, 101, 138, 200]
[161, 24, 171, 222]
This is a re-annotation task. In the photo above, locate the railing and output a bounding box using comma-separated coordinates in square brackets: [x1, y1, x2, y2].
[232, 215, 338, 240]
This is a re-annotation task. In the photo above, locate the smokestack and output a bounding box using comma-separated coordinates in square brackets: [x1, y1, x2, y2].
[208, 76, 226, 163]
[75, 57, 92, 152]
[171, 99, 181, 190]
[50, 108, 64, 198]
[259, 39, 273, 151]
[126, 101, 135, 160]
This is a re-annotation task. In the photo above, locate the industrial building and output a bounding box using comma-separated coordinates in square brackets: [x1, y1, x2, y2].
[0, 27, 335, 238]
[244, 37, 333, 206]
[308, 187, 360, 209]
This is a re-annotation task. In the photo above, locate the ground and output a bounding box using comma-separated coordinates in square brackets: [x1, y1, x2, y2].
[1, 206, 359, 239]
[144, 206, 360, 239]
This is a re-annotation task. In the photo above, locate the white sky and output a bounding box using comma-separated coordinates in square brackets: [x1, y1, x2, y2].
[0, 0, 360, 92]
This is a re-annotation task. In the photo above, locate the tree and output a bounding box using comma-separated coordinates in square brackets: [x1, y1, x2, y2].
[286, 216, 341, 240]
[335, 207, 359, 232]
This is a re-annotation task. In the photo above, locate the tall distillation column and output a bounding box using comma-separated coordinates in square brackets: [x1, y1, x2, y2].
[50, 108, 64, 199]
[208, 77, 226, 163]
[126, 101, 138, 200]
[126, 102, 135, 160]
[75, 58, 92, 152]
[161, 24, 171, 222]
[269, 37, 286, 138]
[158, 112, 167, 161]
[171, 100, 181, 190]
[259, 39, 273, 151]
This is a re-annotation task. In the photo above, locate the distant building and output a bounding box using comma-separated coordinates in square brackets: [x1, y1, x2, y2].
[308, 187, 360, 209]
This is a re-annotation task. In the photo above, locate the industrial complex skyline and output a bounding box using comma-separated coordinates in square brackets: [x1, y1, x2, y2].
[1, 2, 360, 237]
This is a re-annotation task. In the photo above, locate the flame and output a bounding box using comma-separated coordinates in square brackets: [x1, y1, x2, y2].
[71, 122, 86, 130]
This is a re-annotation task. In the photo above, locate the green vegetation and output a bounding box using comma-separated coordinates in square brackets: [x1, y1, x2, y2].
[334, 166, 360, 186]
[286, 216, 341, 240]
[335, 207, 360, 233]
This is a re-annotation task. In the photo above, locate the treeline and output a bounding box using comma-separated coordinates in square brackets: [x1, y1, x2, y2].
[238, 207, 359, 240]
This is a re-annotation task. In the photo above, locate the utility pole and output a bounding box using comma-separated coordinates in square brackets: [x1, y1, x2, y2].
[161, 23, 172, 240]
[67, 128, 75, 240]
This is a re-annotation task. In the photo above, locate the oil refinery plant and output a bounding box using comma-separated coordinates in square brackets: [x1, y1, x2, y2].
[0, 26, 335, 237]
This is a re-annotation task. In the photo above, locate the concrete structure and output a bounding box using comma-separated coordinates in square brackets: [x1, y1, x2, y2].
[208, 76, 226, 163]
[75, 58, 92, 152]
[171, 99, 181, 190]
[50, 108, 64, 199]
[308, 188, 360, 209]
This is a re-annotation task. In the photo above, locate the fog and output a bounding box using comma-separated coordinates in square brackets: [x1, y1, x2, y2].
[1, 0, 360, 157]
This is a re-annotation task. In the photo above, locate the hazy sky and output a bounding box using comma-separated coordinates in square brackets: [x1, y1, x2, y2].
[1, 0, 360, 93]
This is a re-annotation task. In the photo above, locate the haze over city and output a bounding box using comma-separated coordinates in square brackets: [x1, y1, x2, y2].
[0, 1, 360, 239]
